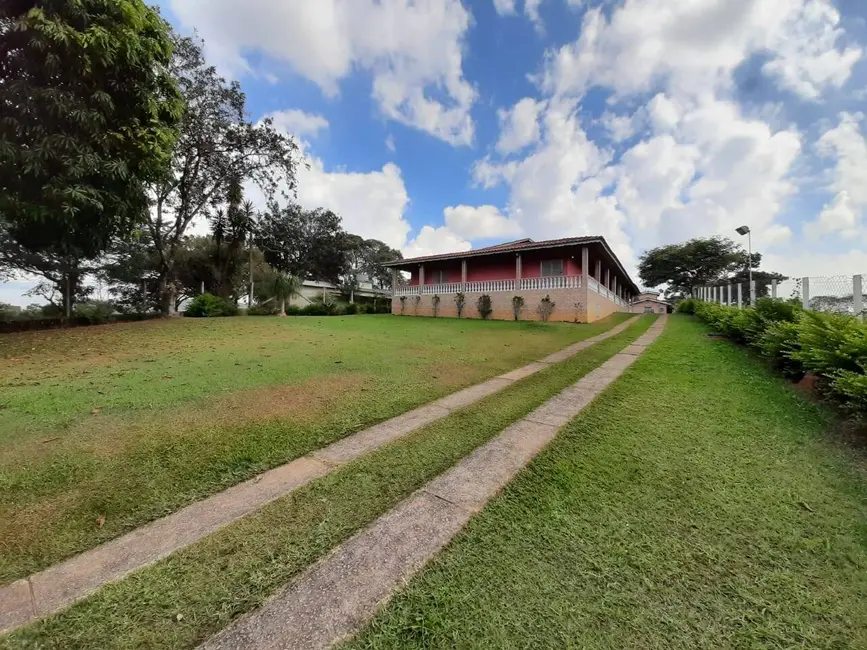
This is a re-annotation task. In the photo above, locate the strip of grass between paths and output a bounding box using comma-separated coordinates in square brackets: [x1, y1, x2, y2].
[0, 318, 657, 650]
[345, 315, 867, 650]
[0, 314, 631, 585]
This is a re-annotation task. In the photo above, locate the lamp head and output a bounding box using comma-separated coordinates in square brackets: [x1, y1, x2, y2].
[735, 226, 751, 236]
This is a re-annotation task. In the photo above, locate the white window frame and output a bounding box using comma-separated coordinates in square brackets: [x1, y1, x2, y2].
[540, 259, 565, 277]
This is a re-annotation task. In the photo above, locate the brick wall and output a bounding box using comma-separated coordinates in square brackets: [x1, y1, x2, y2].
[391, 286, 627, 323]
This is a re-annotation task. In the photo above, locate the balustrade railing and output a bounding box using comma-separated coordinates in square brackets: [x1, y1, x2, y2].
[395, 275, 585, 297]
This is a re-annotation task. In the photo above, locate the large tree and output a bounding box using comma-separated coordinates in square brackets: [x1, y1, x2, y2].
[638, 237, 758, 297]
[148, 35, 297, 316]
[256, 204, 347, 283]
[0, 0, 182, 316]
[342, 235, 402, 301]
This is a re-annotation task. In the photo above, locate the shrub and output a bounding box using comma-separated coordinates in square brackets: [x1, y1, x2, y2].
[247, 303, 278, 316]
[676, 298, 696, 314]
[477, 294, 493, 319]
[412, 295, 421, 315]
[432, 294, 441, 318]
[691, 296, 867, 417]
[537, 295, 555, 322]
[399, 296, 407, 315]
[185, 294, 238, 317]
[344, 302, 361, 315]
[75, 301, 116, 324]
[755, 320, 804, 379]
[300, 303, 329, 316]
[455, 292, 466, 318]
[511, 295, 524, 321]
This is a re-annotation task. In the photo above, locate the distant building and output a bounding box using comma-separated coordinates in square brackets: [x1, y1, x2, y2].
[384, 236, 640, 323]
[630, 292, 669, 314]
[288, 275, 388, 306]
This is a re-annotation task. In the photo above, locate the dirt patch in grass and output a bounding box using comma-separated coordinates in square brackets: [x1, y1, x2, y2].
[2, 372, 373, 465]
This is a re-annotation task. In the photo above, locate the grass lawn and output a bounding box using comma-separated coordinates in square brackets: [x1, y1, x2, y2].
[0, 313, 628, 584]
[347, 315, 867, 650]
[0, 318, 656, 650]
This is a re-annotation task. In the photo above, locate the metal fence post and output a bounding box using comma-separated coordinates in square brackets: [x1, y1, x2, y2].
[802, 277, 810, 310]
[750, 280, 756, 306]
[737, 283, 742, 309]
[771, 279, 777, 299]
[854, 274, 863, 321]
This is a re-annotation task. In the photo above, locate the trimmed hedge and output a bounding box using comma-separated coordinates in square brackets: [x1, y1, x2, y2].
[184, 294, 239, 318]
[683, 297, 867, 417]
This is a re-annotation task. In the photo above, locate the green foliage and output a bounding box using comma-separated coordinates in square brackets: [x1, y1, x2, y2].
[537, 295, 555, 322]
[692, 298, 867, 415]
[268, 273, 301, 316]
[0, 0, 183, 260]
[511, 295, 525, 321]
[454, 292, 466, 318]
[75, 301, 116, 324]
[399, 296, 407, 315]
[676, 298, 696, 314]
[184, 293, 237, 317]
[477, 294, 493, 320]
[246, 304, 278, 316]
[432, 295, 441, 318]
[412, 295, 421, 316]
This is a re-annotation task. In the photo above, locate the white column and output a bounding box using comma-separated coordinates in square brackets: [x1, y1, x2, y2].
[737, 283, 743, 309]
[727, 284, 732, 306]
[516, 254, 522, 280]
[582, 247, 590, 283]
[605, 268, 611, 290]
[750, 280, 756, 306]
[595, 259, 602, 282]
[771, 279, 778, 299]
[418, 264, 424, 295]
[853, 274, 863, 321]
[391, 268, 397, 297]
[461, 259, 467, 286]
[802, 277, 810, 310]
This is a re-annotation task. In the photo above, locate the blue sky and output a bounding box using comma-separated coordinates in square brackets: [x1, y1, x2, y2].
[3, 0, 867, 305]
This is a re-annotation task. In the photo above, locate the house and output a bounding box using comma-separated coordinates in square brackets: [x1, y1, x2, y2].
[630, 292, 669, 314]
[288, 275, 388, 307]
[384, 237, 641, 323]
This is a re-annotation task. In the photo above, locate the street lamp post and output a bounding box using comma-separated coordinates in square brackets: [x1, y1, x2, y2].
[736, 225, 752, 300]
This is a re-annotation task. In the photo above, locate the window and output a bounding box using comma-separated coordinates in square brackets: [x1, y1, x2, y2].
[644, 306, 653, 314]
[430, 269, 447, 284]
[540, 259, 564, 277]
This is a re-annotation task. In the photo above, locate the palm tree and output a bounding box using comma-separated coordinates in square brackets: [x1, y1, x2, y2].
[271, 272, 301, 316]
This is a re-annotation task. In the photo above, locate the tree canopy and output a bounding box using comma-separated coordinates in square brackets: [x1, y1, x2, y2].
[638, 237, 759, 297]
[0, 0, 183, 259]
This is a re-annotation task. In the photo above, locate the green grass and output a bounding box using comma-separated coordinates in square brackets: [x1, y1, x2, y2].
[346, 315, 867, 650]
[0, 318, 655, 650]
[0, 313, 630, 584]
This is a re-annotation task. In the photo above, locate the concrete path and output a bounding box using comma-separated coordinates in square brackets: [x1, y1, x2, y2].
[199, 316, 668, 650]
[0, 316, 640, 634]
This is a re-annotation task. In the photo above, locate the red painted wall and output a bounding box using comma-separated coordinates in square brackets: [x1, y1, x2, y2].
[406, 249, 584, 284]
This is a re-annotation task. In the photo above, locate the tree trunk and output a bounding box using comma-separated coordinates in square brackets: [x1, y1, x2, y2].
[279, 297, 286, 317]
[158, 271, 179, 317]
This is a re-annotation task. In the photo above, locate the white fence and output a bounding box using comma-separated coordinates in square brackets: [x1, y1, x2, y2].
[696, 274, 865, 318]
[396, 275, 583, 297]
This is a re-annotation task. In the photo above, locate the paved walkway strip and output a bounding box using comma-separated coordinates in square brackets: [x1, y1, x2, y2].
[0, 316, 639, 634]
[199, 316, 667, 650]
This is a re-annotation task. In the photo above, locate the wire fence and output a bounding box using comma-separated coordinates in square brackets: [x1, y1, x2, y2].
[696, 274, 866, 318]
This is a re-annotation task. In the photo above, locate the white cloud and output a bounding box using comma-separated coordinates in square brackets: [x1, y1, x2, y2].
[296, 159, 411, 249]
[600, 110, 640, 142]
[806, 191, 858, 237]
[806, 112, 867, 237]
[403, 225, 471, 258]
[492, 0, 516, 16]
[524, 0, 544, 31]
[443, 205, 522, 240]
[264, 109, 329, 138]
[496, 98, 544, 154]
[385, 134, 396, 153]
[541, 0, 861, 102]
[169, 0, 476, 145]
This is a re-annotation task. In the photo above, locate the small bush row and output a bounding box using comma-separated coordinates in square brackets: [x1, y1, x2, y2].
[245, 300, 391, 317]
[680, 297, 867, 416]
